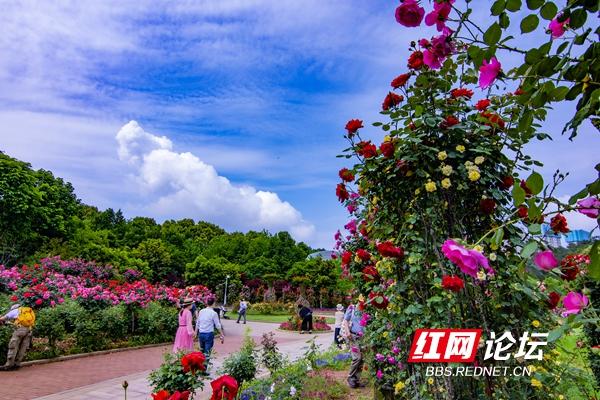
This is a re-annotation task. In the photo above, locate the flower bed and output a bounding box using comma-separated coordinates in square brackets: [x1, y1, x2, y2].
[279, 315, 331, 332]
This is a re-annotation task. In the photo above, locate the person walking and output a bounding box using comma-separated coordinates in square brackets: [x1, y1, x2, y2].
[297, 304, 313, 334]
[173, 297, 195, 353]
[343, 303, 365, 389]
[236, 298, 248, 324]
[333, 304, 345, 348]
[0, 303, 36, 371]
[196, 297, 224, 367]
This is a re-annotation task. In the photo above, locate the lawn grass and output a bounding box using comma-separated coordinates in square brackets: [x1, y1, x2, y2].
[232, 312, 335, 324]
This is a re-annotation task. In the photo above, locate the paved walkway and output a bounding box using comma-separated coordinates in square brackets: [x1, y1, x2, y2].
[0, 320, 334, 400]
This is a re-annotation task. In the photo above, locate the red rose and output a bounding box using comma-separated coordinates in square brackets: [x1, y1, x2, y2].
[210, 375, 239, 400]
[362, 265, 379, 282]
[341, 251, 352, 266]
[10, 295, 18, 302]
[407, 51, 424, 70]
[442, 275, 464, 292]
[450, 88, 474, 99]
[35, 299, 43, 306]
[368, 292, 389, 309]
[356, 249, 372, 262]
[498, 175, 514, 190]
[475, 99, 491, 111]
[440, 115, 459, 128]
[550, 214, 569, 234]
[339, 168, 355, 182]
[376, 241, 404, 259]
[547, 292, 560, 309]
[517, 206, 528, 219]
[514, 87, 525, 96]
[396, 159, 409, 174]
[181, 351, 206, 374]
[479, 198, 497, 215]
[169, 392, 190, 400]
[382, 92, 404, 111]
[395, 0, 425, 27]
[560, 262, 580, 281]
[356, 141, 378, 158]
[380, 141, 395, 158]
[391, 73, 411, 89]
[336, 183, 349, 202]
[520, 180, 532, 196]
[481, 111, 505, 129]
[152, 390, 171, 400]
[23, 292, 34, 298]
[345, 119, 363, 135]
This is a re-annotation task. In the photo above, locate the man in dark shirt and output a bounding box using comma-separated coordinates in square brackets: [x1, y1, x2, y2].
[297, 304, 313, 334]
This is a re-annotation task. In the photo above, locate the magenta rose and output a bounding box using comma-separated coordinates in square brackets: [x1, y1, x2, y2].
[424, 0, 454, 32]
[562, 292, 589, 316]
[576, 196, 600, 219]
[441, 239, 494, 278]
[479, 57, 502, 89]
[548, 15, 569, 39]
[395, 0, 425, 28]
[533, 250, 558, 271]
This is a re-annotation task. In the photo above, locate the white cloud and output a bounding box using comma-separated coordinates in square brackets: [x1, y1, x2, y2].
[116, 121, 315, 241]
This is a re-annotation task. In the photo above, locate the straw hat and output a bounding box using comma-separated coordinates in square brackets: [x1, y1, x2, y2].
[180, 297, 194, 306]
[336, 304, 344, 311]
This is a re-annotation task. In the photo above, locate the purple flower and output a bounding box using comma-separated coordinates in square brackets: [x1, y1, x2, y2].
[376, 370, 384, 380]
[375, 353, 385, 362]
[562, 292, 589, 316]
[534, 250, 558, 271]
[577, 197, 600, 219]
[479, 57, 502, 89]
[387, 356, 396, 364]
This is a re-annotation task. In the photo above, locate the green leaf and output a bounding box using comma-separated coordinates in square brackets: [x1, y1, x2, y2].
[589, 240, 600, 281]
[526, 171, 544, 195]
[528, 223, 541, 235]
[491, 228, 505, 248]
[520, 14, 539, 33]
[512, 183, 526, 206]
[506, 0, 522, 12]
[569, 8, 587, 29]
[551, 86, 569, 101]
[467, 45, 484, 67]
[499, 12, 511, 28]
[518, 110, 534, 131]
[547, 325, 567, 342]
[540, 2, 558, 20]
[525, 48, 542, 64]
[520, 241, 538, 258]
[526, 0, 544, 9]
[484, 23, 502, 45]
[491, 0, 507, 16]
[556, 41, 569, 54]
[569, 186, 590, 204]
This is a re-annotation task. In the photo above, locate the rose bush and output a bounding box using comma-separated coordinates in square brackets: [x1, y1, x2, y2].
[334, 1, 599, 398]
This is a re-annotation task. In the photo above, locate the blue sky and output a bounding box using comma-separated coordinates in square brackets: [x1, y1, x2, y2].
[0, 1, 598, 248]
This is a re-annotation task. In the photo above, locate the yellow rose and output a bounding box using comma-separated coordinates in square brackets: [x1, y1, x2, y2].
[441, 165, 453, 176]
[425, 181, 437, 192]
[437, 151, 448, 160]
[468, 170, 481, 181]
[477, 270, 486, 280]
[532, 320, 540, 328]
[456, 145, 465, 153]
[427, 378, 434, 385]
[394, 381, 406, 393]
[441, 178, 452, 189]
[489, 253, 497, 261]
[464, 160, 474, 168]
[384, 135, 391, 142]
[530, 378, 542, 388]
[528, 365, 537, 372]
[383, 331, 389, 338]
[414, 188, 421, 195]
[475, 156, 485, 165]
[473, 245, 483, 252]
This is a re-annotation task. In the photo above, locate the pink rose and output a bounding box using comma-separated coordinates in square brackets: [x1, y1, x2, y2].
[376, 370, 384, 379]
[425, 0, 454, 32]
[395, 0, 425, 28]
[533, 250, 558, 271]
[548, 15, 569, 39]
[441, 239, 494, 278]
[562, 292, 589, 316]
[479, 57, 502, 89]
[576, 196, 600, 219]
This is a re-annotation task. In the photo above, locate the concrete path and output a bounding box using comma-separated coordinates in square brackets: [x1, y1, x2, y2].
[0, 320, 334, 400]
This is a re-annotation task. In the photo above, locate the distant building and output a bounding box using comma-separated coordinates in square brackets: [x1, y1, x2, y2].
[540, 225, 592, 248]
[307, 250, 337, 260]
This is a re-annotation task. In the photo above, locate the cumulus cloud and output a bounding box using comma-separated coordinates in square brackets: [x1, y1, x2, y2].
[115, 121, 315, 241]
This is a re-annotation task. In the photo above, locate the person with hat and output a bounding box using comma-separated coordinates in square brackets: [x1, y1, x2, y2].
[0, 303, 36, 370]
[173, 297, 195, 353]
[333, 304, 345, 348]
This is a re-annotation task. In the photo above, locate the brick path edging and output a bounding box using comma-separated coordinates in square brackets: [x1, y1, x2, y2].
[21, 342, 170, 368]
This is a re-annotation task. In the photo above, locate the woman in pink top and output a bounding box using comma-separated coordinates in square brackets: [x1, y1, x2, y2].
[173, 297, 195, 353]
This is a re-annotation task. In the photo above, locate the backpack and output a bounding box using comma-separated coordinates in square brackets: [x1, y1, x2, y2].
[16, 307, 36, 328]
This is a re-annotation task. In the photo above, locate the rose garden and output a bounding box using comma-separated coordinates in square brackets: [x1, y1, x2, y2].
[0, 1, 599, 399]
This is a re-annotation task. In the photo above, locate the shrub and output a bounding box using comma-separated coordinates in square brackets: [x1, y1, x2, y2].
[33, 306, 66, 356]
[137, 302, 177, 343]
[148, 352, 205, 395]
[99, 304, 128, 341]
[221, 330, 257, 384]
[260, 332, 284, 374]
[74, 317, 106, 352]
[58, 299, 86, 334]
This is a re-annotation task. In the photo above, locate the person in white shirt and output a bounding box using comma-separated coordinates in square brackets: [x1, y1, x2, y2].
[195, 297, 223, 365]
[236, 299, 248, 324]
[334, 304, 345, 348]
